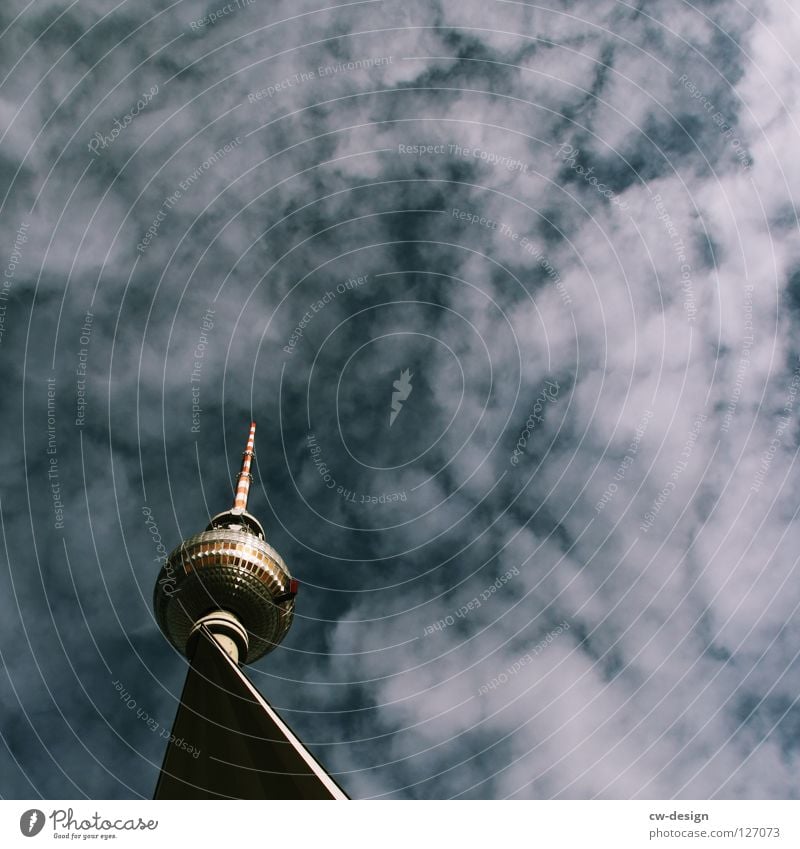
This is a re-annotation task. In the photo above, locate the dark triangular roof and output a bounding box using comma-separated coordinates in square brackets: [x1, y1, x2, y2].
[154, 625, 348, 799]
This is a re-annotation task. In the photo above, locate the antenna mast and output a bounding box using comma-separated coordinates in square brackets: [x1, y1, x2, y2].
[232, 421, 256, 513]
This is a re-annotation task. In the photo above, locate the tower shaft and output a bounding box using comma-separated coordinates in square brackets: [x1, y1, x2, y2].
[155, 625, 347, 799]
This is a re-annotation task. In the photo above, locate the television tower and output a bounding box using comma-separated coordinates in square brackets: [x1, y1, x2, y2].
[152, 422, 347, 799]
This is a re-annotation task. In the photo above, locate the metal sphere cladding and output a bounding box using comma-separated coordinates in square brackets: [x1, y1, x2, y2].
[153, 423, 298, 664]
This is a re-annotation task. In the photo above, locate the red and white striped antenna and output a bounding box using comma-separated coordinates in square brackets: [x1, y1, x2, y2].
[232, 421, 256, 513]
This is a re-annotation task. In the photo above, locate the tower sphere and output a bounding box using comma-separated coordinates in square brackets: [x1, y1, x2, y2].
[153, 423, 297, 664]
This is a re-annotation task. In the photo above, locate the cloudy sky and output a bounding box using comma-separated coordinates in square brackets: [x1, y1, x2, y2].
[1, 0, 799, 800]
